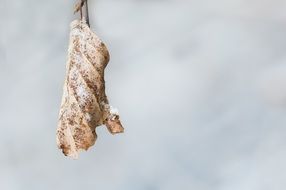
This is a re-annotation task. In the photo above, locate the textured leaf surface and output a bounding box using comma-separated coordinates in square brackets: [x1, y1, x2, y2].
[57, 20, 124, 159]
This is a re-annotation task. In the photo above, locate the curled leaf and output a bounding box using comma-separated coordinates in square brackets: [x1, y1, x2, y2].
[57, 20, 124, 159]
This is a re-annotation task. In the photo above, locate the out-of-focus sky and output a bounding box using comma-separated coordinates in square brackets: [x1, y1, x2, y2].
[1, 0, 286, 189]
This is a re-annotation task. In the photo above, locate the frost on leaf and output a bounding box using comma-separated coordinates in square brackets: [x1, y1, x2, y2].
[57, 20, 124, 159]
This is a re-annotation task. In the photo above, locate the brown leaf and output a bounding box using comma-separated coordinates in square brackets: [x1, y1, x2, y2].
[57, 20, 124, 159]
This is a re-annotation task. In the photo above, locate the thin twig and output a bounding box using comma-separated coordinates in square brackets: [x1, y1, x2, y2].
[74, 0, 90, 27]
[85, 0, 90, 27]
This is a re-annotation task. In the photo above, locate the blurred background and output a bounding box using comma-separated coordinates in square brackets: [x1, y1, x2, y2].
[1, 0, 286, 189]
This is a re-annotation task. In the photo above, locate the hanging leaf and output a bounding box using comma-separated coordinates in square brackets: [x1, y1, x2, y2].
[57, 20, 124, 159]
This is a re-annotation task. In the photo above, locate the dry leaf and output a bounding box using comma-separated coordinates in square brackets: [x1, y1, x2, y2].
[57, 19, 124, 159]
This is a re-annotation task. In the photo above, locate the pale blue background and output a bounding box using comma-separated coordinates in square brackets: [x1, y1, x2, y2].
[1, 0, 286, 189]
